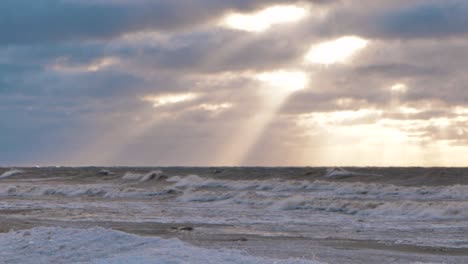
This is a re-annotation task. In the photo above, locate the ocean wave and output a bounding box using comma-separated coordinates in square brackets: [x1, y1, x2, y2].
[167, 175, 468, 201]
[177, 189, 235, 203]
[3, 172, 468, 220]
[272, 195, 468, 220]
[3, 172, 468, 203]
[0, 184, 175, 199]
[324, 167, 381, 179]
[122, 170, 166, 182]
[0, 169, 23, 179]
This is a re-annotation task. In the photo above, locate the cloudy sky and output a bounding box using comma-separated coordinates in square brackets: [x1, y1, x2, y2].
[1, 0, 468, 166]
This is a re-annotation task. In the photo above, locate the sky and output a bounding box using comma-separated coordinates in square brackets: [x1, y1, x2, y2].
[1, 0, 468, 166]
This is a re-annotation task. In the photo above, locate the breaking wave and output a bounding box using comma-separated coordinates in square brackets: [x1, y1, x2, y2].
[0, 169, 23, 179]
[324, 167, 381, 179]
[2, 168, 468, 220]
[272, 195, 468, 220]
[0, 184, 176, 198]
[122, 170, 166, 182]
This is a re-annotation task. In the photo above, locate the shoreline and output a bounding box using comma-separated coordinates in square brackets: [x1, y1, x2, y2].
[1, 216, 467, 262]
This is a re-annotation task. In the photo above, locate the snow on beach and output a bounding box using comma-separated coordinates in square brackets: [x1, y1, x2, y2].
[0, 227, 323, 264]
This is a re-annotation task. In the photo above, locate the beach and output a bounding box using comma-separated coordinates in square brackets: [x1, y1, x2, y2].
[0, 167, 467, 263]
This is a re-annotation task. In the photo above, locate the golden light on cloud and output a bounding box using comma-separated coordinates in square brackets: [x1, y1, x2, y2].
[297, 109, 382, 128]
[142, 93, 197, 108]
[199, 103, 233, 112]
[305, 36, 368, 65]
[391, 83, 408, 93]
[256, 70, 308, 93]
[397, 106, 423, 114]
[453, 106, 468, 115]
[222, 5, 307, 32]
[295, 110, 430, 166]
[292, 100, 468, 166]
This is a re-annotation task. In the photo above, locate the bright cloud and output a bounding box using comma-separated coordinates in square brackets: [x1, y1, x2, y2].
[222, 5, 307, 32]
[256, 70, 308, 93]
[391, 83, 408, 93]
[142, 93, 198, 108]
[198, 103, 233, 112]
[305, 36, 368, 65]
[297, 109, 382, 128]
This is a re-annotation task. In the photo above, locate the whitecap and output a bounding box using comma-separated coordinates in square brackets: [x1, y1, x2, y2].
[0, 169, 23, 179]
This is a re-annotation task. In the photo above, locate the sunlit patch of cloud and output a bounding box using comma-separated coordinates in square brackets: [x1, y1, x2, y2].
[256, 70, 308, 93]
[141, 93, 198, 108]
[198, 103, 233, 112]
[221, 5, 307, 32]
[390, 83, 408, 93]
[305, 36, 368, 65]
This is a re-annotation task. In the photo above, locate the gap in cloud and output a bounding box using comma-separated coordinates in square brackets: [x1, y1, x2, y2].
[221, 5, 308, 32]
[390, 83, 408, 93]
[305, 36, 368, 65]
[198, 103, 233, 112]
[256, 70, 308, 93]
[141, 93, 198, 108]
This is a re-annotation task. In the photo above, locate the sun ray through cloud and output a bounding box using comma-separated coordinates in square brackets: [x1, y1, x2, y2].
[216, 70, 308, 165]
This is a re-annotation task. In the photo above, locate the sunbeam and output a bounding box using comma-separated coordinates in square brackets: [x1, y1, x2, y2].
[216, 70, 308, 165]
[69, 108, 164, 165]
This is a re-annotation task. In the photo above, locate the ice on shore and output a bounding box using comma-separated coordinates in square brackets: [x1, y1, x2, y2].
[0, 227, 324, 264]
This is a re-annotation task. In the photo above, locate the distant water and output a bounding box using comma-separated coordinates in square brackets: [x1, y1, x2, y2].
[1, 167, 468, 263]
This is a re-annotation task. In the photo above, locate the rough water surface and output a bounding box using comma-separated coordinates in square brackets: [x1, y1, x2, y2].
[1, 167, 468, 264]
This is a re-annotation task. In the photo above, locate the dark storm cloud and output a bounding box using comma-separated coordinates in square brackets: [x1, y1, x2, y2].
[319, 0, 468, 39]
[377, 1, 468, 38]
[353, 64, 447, 79]
[122, 30, 309, 73]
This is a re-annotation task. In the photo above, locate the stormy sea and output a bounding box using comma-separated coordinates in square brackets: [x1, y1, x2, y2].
[0, 167, 467, 263]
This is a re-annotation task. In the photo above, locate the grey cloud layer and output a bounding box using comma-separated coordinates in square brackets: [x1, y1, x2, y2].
[319, 0, 468, 39]
[1, 0, 468, 165]
[0, 0, 318, 44]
